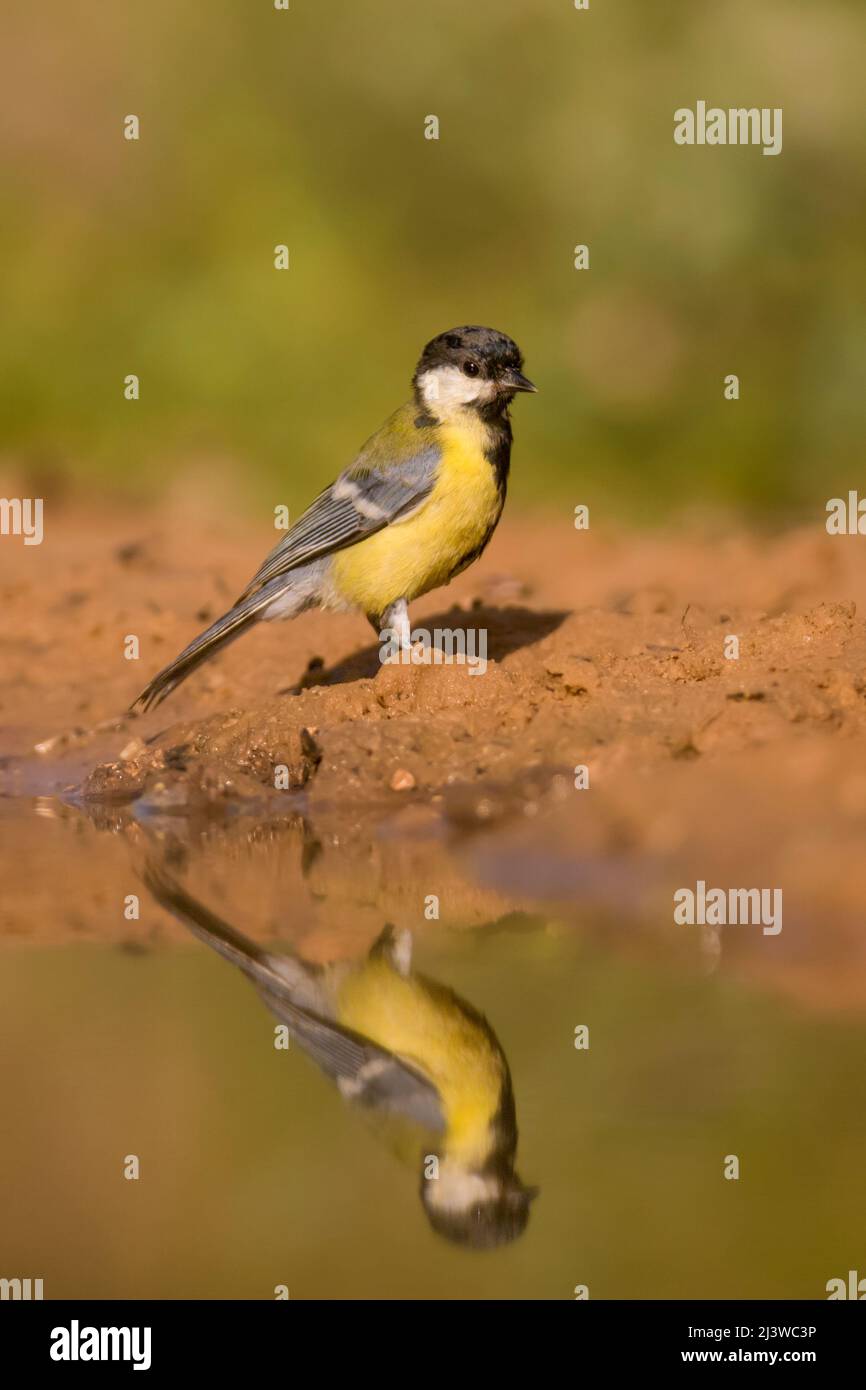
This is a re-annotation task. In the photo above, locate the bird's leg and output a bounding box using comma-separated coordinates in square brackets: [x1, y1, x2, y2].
[377, 597, 412, 651]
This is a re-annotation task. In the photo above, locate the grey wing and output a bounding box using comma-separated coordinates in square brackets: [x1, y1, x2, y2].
[255, 981, 445, 1132]
[142, 862, 444, 1133]
[236, 443, 441, 603]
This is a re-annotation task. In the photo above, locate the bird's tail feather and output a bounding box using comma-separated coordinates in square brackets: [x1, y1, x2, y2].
[141, 863, 344, 1054]
[130, 581, 295, 714]
[142, 862, 269, 976]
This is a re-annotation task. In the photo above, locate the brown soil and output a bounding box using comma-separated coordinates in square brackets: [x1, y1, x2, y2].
[2, 500, 866, 1007]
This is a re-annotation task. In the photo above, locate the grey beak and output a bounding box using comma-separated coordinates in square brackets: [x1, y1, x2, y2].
[499, 368, 537, 394]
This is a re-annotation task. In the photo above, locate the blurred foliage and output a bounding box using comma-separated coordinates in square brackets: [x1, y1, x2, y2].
[1, 0, 865, 519]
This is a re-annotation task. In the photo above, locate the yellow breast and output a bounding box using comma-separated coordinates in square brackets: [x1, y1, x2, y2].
[328, 419, 503, 617]
[336, 960, 505, 1165]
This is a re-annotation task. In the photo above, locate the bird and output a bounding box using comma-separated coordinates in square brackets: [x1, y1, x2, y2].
[143, 861, 537, 1248]
[131, 326, 535, 712]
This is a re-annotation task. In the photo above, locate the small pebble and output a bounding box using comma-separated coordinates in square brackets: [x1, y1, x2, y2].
[390, 768, 416, 791]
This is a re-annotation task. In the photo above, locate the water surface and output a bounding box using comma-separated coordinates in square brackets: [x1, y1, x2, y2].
[1, 792, 863, 1299]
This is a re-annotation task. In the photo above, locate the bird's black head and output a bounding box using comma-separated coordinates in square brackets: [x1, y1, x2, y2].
[413, 325, 536, 421]
[418, 1075, 537, 1251]
[419, 1166, 538, 1250]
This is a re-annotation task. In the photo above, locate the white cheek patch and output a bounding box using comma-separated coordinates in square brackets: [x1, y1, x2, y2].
[425, 1164, 500, 1213]
[417, 366, 496, 417]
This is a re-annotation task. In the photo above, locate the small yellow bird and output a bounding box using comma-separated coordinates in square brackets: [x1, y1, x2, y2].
[144, 864, 536, 1248]
[132, 326, 535, 711]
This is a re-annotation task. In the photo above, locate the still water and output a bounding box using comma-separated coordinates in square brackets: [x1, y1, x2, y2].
[1, 786, 863, 1300]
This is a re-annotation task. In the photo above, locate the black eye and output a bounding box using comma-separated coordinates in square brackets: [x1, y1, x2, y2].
[462, 360, 479, 377]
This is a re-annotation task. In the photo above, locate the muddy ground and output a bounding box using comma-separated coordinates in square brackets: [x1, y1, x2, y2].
[2, 499, 866, 1008]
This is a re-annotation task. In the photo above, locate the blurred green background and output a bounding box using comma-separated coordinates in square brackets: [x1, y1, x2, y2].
[2, 0, 865, 518]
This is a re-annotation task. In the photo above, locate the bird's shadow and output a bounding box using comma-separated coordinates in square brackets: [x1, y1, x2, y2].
[281, 604, 569, 693]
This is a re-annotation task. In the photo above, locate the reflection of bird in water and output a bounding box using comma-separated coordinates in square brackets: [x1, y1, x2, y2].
[144, 865, 536, 1249]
